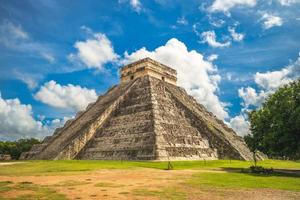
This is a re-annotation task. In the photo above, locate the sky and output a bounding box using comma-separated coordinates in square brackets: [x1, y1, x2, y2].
[0, 0, 300, 141]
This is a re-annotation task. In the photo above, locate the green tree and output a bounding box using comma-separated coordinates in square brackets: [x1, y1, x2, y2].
[0, 138, 40, 159]
[246, 79, 300, 160]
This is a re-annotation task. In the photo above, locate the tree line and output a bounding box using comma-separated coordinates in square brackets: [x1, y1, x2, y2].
[0, 138, 40, 160]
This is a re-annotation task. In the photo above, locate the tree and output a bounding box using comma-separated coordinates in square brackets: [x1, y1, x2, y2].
[0, 138, 40, 159]
[244, 135, 258, 166]
[246, 79, 300, 160]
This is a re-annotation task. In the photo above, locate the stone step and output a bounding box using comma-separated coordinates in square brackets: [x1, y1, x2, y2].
[160, 134, 209, 147]
[97, 120, 154, 136]
[82, 149, 155, 160]
[165, 146, 217, 158]
[108, 111, 153, 126]
[117, 103, 153, 116]
[120, 94, 152, 107]
[93, 132, 154, 141]
[90, 137, 155, 149]
[85, 144, 155, 153]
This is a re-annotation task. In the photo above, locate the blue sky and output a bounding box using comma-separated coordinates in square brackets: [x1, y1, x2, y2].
[0, 0, 300, 140]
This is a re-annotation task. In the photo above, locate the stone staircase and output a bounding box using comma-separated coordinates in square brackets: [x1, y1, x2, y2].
[150, 77, 218, 160]
[76, 77, 156, 160]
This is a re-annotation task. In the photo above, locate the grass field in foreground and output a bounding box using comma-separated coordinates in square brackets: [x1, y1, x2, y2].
[0, 159, 299, 176]
[0, 160, 299, 199]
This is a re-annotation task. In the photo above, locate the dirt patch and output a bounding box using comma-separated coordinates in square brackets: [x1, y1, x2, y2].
[0, 169, 299, 200]
[0, 162, 25, 166]
[0, 169, 192, 200]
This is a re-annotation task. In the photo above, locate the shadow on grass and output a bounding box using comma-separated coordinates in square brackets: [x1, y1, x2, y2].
[220, 167, 300, 178]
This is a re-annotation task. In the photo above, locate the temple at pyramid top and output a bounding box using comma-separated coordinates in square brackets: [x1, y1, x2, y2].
[120, 57, 177, 85]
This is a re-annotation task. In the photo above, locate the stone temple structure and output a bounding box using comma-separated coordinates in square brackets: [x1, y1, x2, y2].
[21, 58, 253, 161]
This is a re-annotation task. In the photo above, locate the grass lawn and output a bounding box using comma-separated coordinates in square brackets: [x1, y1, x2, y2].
[0, 159, 299, 199]
[0, 159, 299, 176]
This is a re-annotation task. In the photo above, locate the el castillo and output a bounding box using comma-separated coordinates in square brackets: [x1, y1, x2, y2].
[21, 58, 254, 161]
[1, 1, 300, 198]
[1, 58, 299, 200]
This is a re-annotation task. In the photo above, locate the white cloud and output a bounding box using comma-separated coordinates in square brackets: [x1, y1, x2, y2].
[119, 0, 142, 12]
[34, 80, 97, 112]
[121, 38, 229, 120]
[177, 16, 188, 25]
[0, 21, 55, 63]
[229, 115, 250, 136]
[238, 61, 298, 109]
[0, 93, 51, 140]
[254, 69, 291, 91]
[207, 54, 219, 62]
[41, 52, 55, 63]
[238, 87, 268, 107]
[200, 31, 231, 48]
[278, 0, 299, 6]
[209, 0, 257, 13]
[261, 13, 283, 29]
[69, 31, 118, 69]
[0, 21, 28, 41]
[130, 0, 142, 12]
[208, 15, 226, 27]
[228, 27, 245, 42]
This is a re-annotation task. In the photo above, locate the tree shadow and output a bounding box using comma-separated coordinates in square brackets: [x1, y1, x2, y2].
[220, 167, 300, 178]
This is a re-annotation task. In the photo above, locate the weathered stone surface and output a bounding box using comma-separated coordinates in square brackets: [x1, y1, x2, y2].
[22, 58, 254, 161]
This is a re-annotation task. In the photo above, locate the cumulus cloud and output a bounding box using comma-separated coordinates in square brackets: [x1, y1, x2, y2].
[254, 69, 291, 90]
[207, 54, 219, 62]
[209, 0, 257, 13]
[69, 30, 118, 70]
[228, 27, 245, 42]
[0, 93, 64, 141]
[261, 13, 283, 29]
[238, 87, 267, 108]
[121, 38, 229, 120]
[34, 80, 97, 112]
[200, 31, 231, 48]
[229, 115, 250, 136]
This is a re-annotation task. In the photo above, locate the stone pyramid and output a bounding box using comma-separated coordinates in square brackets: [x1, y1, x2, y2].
[21, 58, 253, 161]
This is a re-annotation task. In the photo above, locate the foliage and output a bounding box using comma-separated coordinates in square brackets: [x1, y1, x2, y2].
[0, 138, 40, 160]
[247, 79, 300, 159]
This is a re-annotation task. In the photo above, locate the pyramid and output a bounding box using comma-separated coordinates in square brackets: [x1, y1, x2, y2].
[21, 58, 253, 161]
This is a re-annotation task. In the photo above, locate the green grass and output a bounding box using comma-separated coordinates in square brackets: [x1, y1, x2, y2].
[0, 159, 299, 176]
[0, 160, 299, 198]
[189, 171, 300, 192]
[0, 181, 67, 200]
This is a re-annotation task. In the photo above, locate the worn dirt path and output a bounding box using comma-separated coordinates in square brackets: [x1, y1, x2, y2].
[0, 169, 299, 200]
